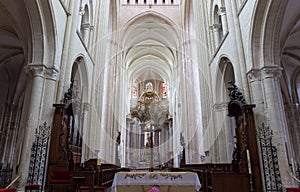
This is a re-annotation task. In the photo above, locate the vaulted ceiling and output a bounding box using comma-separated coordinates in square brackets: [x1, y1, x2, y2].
[280, 0, 300, 102]
[122, 14, 179, 84]
[0, 1, 27, 108]
[281, 1, 300, 66]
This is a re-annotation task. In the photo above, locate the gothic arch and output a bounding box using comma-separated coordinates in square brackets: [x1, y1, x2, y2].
[70, 55, 89, 103]
[251, 0, 300, 182]
[212, 56, 236, 162]
[26, 1, 57, 67]
[215, 56, 235, 103]
[121, 11, 180, 46]
[0, 1, 57, 188]
[250, 1, 287, 68]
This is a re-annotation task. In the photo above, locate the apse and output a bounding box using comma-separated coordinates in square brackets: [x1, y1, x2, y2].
[121, 13, 180, 168]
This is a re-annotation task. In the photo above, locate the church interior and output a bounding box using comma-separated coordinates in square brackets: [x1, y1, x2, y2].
[0, 0, 300, 191]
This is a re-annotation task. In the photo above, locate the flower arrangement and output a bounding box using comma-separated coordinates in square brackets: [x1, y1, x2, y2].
[148, 185, 160, 192]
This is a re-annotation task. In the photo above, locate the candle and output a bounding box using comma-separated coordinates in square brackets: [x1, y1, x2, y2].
[246, 149, 252, 174]
[97, 158, 101, 166]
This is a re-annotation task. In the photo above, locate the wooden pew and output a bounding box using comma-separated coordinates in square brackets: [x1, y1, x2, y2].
[72, 159, 129, 190]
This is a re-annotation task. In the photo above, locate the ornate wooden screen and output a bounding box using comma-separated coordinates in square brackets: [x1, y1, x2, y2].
[46, 83, 83, 188]
[227, 82, 263, 191]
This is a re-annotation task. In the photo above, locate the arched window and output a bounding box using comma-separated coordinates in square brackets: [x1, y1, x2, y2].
[132, 81, 138, 99]
[161, 82, 167, 99]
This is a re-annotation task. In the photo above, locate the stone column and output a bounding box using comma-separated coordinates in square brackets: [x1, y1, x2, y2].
[78, 6, 84, 32]
[81, 102, 91, 163]
[218, 7, 228, 36]
[15, 65, 47, 189]
[261, 66, 292, 188]
[81, 23, 91, 45]
[247, 69, 265, 123]
[210, 24, 221, 49]
[228, 0, 250, 101]
[56, 0, 79, 102]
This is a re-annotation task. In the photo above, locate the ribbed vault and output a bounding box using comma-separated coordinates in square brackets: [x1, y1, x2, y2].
[122, 13, 179, 85]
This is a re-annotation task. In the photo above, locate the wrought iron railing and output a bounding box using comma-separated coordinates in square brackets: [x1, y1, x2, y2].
[27, 122, 51, 188]
[257, 123, 283, 192]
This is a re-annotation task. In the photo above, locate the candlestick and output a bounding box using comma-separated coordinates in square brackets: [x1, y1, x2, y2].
[246, 149, 252, 174]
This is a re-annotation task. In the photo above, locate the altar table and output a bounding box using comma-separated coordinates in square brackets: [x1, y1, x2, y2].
[111, 172, 201, 192]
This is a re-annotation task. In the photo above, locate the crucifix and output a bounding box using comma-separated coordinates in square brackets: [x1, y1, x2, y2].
[142, 123, 161, 172]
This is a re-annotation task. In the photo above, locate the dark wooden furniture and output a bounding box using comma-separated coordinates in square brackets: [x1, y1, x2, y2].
[25, 184, 41, 191]
[175, 83, 263, 192]
[49, 171, 72, 192]
[70, 159, 130, 192]
[0, 189, 16, 192]
[287, 189, 300, 192]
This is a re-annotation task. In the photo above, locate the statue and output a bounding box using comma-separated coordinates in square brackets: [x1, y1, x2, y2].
[145, 82, 154, 93]
[145, 136, 152, 148]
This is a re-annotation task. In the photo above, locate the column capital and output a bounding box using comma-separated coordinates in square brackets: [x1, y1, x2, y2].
[90, 25, 95, 31]
[79, 6, 85, 16]
[218, 7, 226, 15]
[25, 64, 59, 80]
[247, 67, 283, 82]
[83, 102, 91, 111]
[81, 23, 91, 30]
[25, 64, 46, 77]
[209, 24, 222, 31]
[247, 69, 262, 83]
[261, 66, 283, 79]
[45, 68, 59, 81]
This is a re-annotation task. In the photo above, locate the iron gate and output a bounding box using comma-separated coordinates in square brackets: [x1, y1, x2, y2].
[257, 123, 283, 192]
[27, 122, 51, 188]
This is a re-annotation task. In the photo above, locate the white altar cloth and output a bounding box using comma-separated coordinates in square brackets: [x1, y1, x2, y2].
[111, 172, 201, 192]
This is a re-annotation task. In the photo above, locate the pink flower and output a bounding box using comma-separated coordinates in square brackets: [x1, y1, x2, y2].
[148, 186, 160, 192]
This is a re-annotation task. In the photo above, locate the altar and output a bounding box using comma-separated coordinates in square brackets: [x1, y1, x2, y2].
[111, 172, 201, 192]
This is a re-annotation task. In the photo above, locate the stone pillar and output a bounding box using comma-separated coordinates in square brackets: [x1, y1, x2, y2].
[78, 6, 84, 32]
[261, 67, 293, 188]
[227, 0, 250, 101]
[15, 65, 47, 189]
[218, 7, 228, 36]
[56, 0, 79, 102]
[210, 24, 221, 49]
[247, 69, 265, 123]
[81, 102, 91, 163]
[81, 23, 91, 45]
